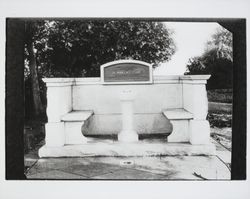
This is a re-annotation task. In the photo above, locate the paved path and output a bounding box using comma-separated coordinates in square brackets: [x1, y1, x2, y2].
[25, 156, 230, 180]
[25, 137, 231, 180]
[25, 149, 230, 180]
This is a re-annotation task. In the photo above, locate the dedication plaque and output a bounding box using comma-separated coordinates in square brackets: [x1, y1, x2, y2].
[101, 60, 153, 84]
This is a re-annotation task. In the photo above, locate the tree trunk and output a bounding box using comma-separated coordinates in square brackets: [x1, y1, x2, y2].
[26, 40, 44, 117]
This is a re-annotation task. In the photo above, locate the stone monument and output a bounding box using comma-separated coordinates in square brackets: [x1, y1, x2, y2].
[39, 60, 215, 157]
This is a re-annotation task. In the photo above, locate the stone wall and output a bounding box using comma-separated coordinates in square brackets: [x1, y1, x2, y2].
[43, 75, 210, 137]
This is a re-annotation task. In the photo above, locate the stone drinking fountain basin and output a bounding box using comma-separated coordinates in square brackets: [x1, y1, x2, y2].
[38, 60, 215, 157]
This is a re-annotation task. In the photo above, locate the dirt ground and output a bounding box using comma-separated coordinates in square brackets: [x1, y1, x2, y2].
[208, 100, 232, 151]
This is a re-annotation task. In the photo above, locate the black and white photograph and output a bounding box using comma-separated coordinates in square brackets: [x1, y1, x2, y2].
[20, 19, 235, 180]
[0, 0, 249, 198]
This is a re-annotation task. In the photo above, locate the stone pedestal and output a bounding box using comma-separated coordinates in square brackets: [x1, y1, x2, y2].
[118, 89, 138, 142]
[65, 122, 88, 144]
[163, 109, 193, 143]
[168, 120, 190, 142]
[181, 75, 211, 145]
[45, 123, 65, 147]
[43, 78, 75, 147]
[189, 120, 210, 144]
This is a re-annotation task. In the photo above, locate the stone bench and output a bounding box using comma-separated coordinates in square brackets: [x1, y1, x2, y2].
[163, 109, 193, 143]
[61, 110, 94, 145]
[163, 108, 210, 145]
[58, 109, 208, 146]
[62, 109, 193, 144]
[41, 63, 212, 156]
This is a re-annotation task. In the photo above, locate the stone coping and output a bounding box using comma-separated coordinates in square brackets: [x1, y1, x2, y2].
[180, 75, 211, 80]
[43, 75, 210, 86]
[100, 59, 152, 68]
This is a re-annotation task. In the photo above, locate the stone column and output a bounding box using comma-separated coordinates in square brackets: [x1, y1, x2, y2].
[118, 89, 138, 142]
[181, 75, 211, 145]
[43, 78, 75, 147]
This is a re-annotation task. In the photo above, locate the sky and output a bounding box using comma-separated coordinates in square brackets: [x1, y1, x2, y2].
[153, 22, 221, 75]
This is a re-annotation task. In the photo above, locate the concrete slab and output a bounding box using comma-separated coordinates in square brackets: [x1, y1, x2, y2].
[27, 169, 89, 179]
[39, 139, 216, 157]
[26, 156, 230, 180]
[211, 138, 231, 165]
[58, 162, 122, 177]
[86, 156, 230, 180]
[26, 158, 82, 176]
[92, 168, 168, 179]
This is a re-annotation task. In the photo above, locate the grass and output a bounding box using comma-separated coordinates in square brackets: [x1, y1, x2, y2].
[207, 112, 232, 128]
[207, 89, 233, 103]
[207, 88, 232, 151]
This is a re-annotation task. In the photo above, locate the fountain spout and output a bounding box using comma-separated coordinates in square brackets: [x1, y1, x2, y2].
[118, 89, 138, 142]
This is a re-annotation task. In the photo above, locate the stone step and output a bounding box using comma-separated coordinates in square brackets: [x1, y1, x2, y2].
[39, 139, 216, 158]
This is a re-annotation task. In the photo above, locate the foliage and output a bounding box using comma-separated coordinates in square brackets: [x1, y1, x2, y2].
[24, 20, 176, 120]
[205, 26, 232, 61]
[207, 89, 233, 103]
[185, 26, 233, 89]
[24, 20, 50, 79]
[207, 113, 232, 128]
[31, 20, 176, 77]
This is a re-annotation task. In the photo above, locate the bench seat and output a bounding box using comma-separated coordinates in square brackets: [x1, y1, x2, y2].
[61, 110, 94, 122]
[61, 110, 94, 145]
[163, 108, 193, 143]
[163, 109, 193, 120]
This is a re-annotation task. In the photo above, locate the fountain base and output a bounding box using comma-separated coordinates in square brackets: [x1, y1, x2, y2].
[118, 130, 139, 142]
[38, 138, 216, 158]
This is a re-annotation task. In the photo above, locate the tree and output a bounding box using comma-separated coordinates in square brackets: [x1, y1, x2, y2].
[25, 21, 45, 117]
[205, 26, 232, 61]
[25, 20, 176, 118]
[38, 20, 176, 77]
[185, 26, 233, 89]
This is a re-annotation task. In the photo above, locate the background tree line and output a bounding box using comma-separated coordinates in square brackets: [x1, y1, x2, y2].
[25, 21, 233, 121]
[185, 26, 233, 90]
[24, 20, 176, 120]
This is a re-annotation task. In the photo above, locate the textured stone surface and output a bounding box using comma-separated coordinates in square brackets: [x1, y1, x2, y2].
[27, 135, 231, 180]
[167, 120, 190, 142]
[73, 83, 183, 114]
[82, 113, 172, 135]
[38, 140, 216, 157]
[183, 83, 209, 120]
[43, 75, 211, 156]
[92, 168, 168, 179]
[65, 122, 88, 144]
[45, 122, 65, 147]
[46, 86, 73, 123]
[190, 120, 210, 144]
[58, 162, 122, 177]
